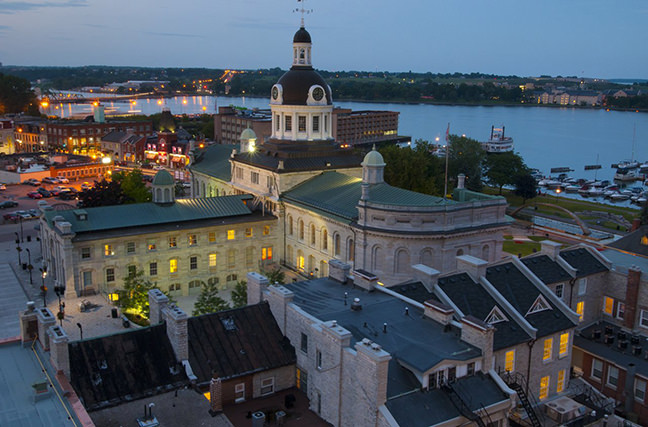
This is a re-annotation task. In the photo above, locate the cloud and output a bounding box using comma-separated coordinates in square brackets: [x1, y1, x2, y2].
[0, 25, 9, 32]
[0, 0, 87, 14]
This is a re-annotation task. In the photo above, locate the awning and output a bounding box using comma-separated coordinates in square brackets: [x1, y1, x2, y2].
[145, 153, 157, 159]
[171, 157, 184, 163]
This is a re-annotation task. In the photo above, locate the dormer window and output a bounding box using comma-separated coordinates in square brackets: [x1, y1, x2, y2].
[527, 294, 552, 315]
[485, 306, 508, 324]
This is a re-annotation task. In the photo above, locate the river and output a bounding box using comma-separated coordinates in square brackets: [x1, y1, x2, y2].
[44, 94, 648, 184]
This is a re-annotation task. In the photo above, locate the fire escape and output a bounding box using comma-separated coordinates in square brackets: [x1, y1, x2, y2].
[502, 372, 543, 427]
[442, 380, 493, 427]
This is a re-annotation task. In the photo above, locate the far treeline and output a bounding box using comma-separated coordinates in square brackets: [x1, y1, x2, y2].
[379, 136, 537, 203]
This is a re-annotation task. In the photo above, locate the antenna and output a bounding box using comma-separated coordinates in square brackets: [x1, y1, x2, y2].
[294, 0, 313, 27]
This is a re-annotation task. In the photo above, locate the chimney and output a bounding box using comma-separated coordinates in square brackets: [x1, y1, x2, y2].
[457, 174, 466, 189]
[540, 240, 562, 260]
[631, 218, 641, 232]
[20, 301, 38, 345]
[209, 378, 223, 414]
[36, 307, 56, 350]
[353, 269, 378, 291]
[412, 264, 440, 292]
[424, 300, 454, 325]
[460, 316, 494, 373]
[328, 259, 351, 284]
[148, 289, 169, 325]
[624, 266, 642, 329]
[163, 305, 188, 361]
[247, 272, 269, 305]
[48, 325, 70, 378]
[456, 255, 488, 281]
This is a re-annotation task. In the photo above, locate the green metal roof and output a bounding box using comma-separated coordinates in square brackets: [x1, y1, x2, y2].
[367, 183, 451, 206]
[188, 144, 237, 182]
[44, 195, 252, 234]
[152, 170, 174, 186]
[283, 172, 362, 220]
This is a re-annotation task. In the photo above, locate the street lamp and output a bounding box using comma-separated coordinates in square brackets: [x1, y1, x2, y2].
[25, 248, 33, 285]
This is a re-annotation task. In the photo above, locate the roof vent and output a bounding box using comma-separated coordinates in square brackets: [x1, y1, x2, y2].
[351, 298, 362, 311]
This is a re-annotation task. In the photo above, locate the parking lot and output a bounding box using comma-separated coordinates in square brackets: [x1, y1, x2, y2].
[1, 179, 81, 223]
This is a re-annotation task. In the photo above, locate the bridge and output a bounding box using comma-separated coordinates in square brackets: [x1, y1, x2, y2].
[511, 202, 592, 236]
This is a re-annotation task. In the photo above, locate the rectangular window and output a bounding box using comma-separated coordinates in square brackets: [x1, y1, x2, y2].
[106, 268, 115, 283]
[209, 253, 217, 268]
[260, 377, 274, 396]
[170, 259, 178, 273]
[324, 115, 328, 132]
[539, 376, 550, 400]
[275, 115, 280, 131]
[603, 296, 614, 315]
[263, 225, 270, 235]
[636, 378, 646, 401]
[557, 369, 566, 393]
[188, 234, 197, 246]
[617, 302, 625, 320]
[312, 115, 320, 132]
[262, 246, 273, 261]
[190, 256, 198, 270]
[576, 301, 585, 322]
[227, 249, 235, 268]
[81, 247, 91, 259]
[245, 228, 253, 238]
[126, 241, 136, 254]
[227, 230, 235, 240]
[591, 359, 603, 380]
[168, 237, 177, 248]
[428, 372, 437, 389]
[245, 247, 253, 266]
[104, 244, 114, 257]
[285, 115, 292, 131]
[555, 284, 564, 298]
[505, 350, 515, 372]
[149, 262, 158, 276]
[559, 333, 569, 357]
[300, 332, 308, 353]
[208, 232, 216, 243]
[543, 338, 553, 361]
[316, 350, 322, 369]
[266, 176, 273, 189]
[578, 278, 587, 295]
[448, 366, 456, 382]
[607, 365, 619, 388]
[467, 362, 475, 376]
[127, 265, 136, 278]
[251, 171, 259, 184]
[148, 240, 157, 251]
[641, 310, 648, 329]
[298, 115, 306, 132]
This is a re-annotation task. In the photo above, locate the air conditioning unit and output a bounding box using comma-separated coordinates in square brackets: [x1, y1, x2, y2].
[545, 397, 585, 423]
[251, 411, 265, 427]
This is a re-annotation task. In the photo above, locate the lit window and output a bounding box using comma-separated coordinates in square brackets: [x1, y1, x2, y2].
[555, 284, 563, 298]
[209, 253, 217, 267]
[190, 256, 198, 270]
[126, 241, 136, 254]
[170, 259, 178, 273]
[543, 338, 553, 361]
[603, 296, 614, 315]
[208, 232, 216, 243]
[636, 378, 647, 401]
[104, 244, 114, 256]
[168, 237, 177, 248]
[505, 350, 515, 372]
[557, 369, 566, 393]
[607, 366, 619, 389]
[617, 302, 625, 320]
[576, 301, 585, 322]
[539, 376, 550, 400]
[297, 255, 305, 271]
[559, 333, 569, 358]
[263, 225, 270, 235]
[149, 262, 157, 276]
[106, 268, 115, 283]
[262, 246, 273, 261]
[591, 358, 603, 380]
[227, 230, 235, 240]
[148, 240, 157, 251]
[245, 228, 253, 238]
[188, 234, 197, 246]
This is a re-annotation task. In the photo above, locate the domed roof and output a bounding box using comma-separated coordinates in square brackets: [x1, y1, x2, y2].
[362, 147, 385, 167]
[240, 128, 257, 140]
[293, 26, 311, 43]
[152, 169, 174, 186]
[276, 69, 332, 105]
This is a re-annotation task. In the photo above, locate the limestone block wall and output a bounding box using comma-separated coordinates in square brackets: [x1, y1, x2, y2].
[251, 365, 295, 399]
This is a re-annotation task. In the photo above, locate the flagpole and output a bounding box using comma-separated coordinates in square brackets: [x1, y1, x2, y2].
[444, 123, 450, 201]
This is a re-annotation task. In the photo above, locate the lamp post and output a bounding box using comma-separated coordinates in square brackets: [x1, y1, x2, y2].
[15, 234, 22, 265]
[18, 215, 24, 243]
[77, 323, 83, 340]
[25, 248, 33, 285]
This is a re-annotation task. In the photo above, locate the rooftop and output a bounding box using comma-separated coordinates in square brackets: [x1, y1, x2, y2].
[560, 248, 609, 277]
[521, 254, 572, 284]
[608, 225, 648, 258]
[188, 144, 237, 182]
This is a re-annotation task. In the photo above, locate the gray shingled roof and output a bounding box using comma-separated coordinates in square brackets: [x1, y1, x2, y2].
[609, 225, 648, 257]
[559, 248, 609, 277]
[188, 144, 236, 182]
[44, 195, 252, 234]
[521, 255, 572, 284]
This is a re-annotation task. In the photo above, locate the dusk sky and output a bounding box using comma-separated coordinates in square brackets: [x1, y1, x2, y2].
[1, 0, 646, 79]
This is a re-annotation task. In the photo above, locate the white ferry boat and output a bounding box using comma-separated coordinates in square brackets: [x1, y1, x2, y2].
[481, 126, 514, 153]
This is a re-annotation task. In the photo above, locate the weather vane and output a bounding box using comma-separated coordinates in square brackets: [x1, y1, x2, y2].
[294, 0, 313, 27]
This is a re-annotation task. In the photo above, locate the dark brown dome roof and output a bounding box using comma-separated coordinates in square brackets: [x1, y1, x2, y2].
[293, 26, 311, 43]
[276, 69, 332, 105]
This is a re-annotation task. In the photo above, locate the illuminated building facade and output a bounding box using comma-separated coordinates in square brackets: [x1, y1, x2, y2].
[46, 120, 152, 156]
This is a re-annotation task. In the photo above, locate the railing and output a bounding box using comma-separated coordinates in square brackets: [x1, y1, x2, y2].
[501, 371, 544, 427]
[442, 379, 490, 427]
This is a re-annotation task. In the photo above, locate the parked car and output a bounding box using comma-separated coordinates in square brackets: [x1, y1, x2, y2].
[14, 210, 33, 219]
[22, 178, 40, 186]
[42, 177, 59, 184]
[80, 182, 92, 191]
[55, 176, 70, 184]
[3, 212, 19, 221]
[0, 200, 18, 209]
[37, 187, 52, 198]
[152, 165, 165, 171]
[27, 191, 43, 199]
[0, 184, 6, 191]
[50, 186, 70, 196]
[58, 190, 77, 200]
[28, 209, 40, 218]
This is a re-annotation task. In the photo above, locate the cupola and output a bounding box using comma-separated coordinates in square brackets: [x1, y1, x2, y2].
[361, 145, 386, 184]
[152, 169, 175, 204]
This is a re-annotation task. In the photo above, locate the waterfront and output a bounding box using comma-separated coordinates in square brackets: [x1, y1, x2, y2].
[44, 94, 648, 182]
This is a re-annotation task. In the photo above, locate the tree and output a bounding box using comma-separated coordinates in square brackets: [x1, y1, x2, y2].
[514, 173, 538, 204]
[263, 267, 285, 285]
[231, 280, 247, 308]
[0, 73, 38, 115]
[118, 270, 159, 320]
[112, 169, 151, 203]
[484, 152, 528, 194]
[79, 179, 127, 207]
[448, 135, 486, 191]
[192, 281, 231, 316]
[379, 140, 443, 196]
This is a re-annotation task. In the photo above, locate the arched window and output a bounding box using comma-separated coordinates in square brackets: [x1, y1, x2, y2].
[322, 228, 328, 251]
[310, 224, 316, 245]
[287, 245, 294, 267]
[457, 249, 464, 257]
[347, 238, 354, 262]
[201, 182, 206, 197]
[209, 185, 213, 197]
[288, 216, 293, 235]
[299, 220, 304, 240]
[156, 188, 162, 200]
[164, 188, 170, 201]
[334, 234, 341, 256]
[372, 245, 383, 272]
[420, 248, 434, 267]
[395, 248, 410, 274]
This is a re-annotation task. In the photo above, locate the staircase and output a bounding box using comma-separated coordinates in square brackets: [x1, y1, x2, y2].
[442, 381, 490, 427]
[503, 372, 542, 427]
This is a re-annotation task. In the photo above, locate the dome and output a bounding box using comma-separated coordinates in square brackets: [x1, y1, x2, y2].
[240, 128, 256, 140]
[276, 69, 332, 105]
[152, 169, 174, 186]
[362, 147, 385, 167]
[293, 26, 311, 43]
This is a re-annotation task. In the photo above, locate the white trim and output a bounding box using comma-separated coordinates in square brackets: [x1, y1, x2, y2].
[527, 294, 552, 316]
[485, 306, 508, 324]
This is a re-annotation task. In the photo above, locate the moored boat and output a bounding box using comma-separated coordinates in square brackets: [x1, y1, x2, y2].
[481, 126, 514, 153]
